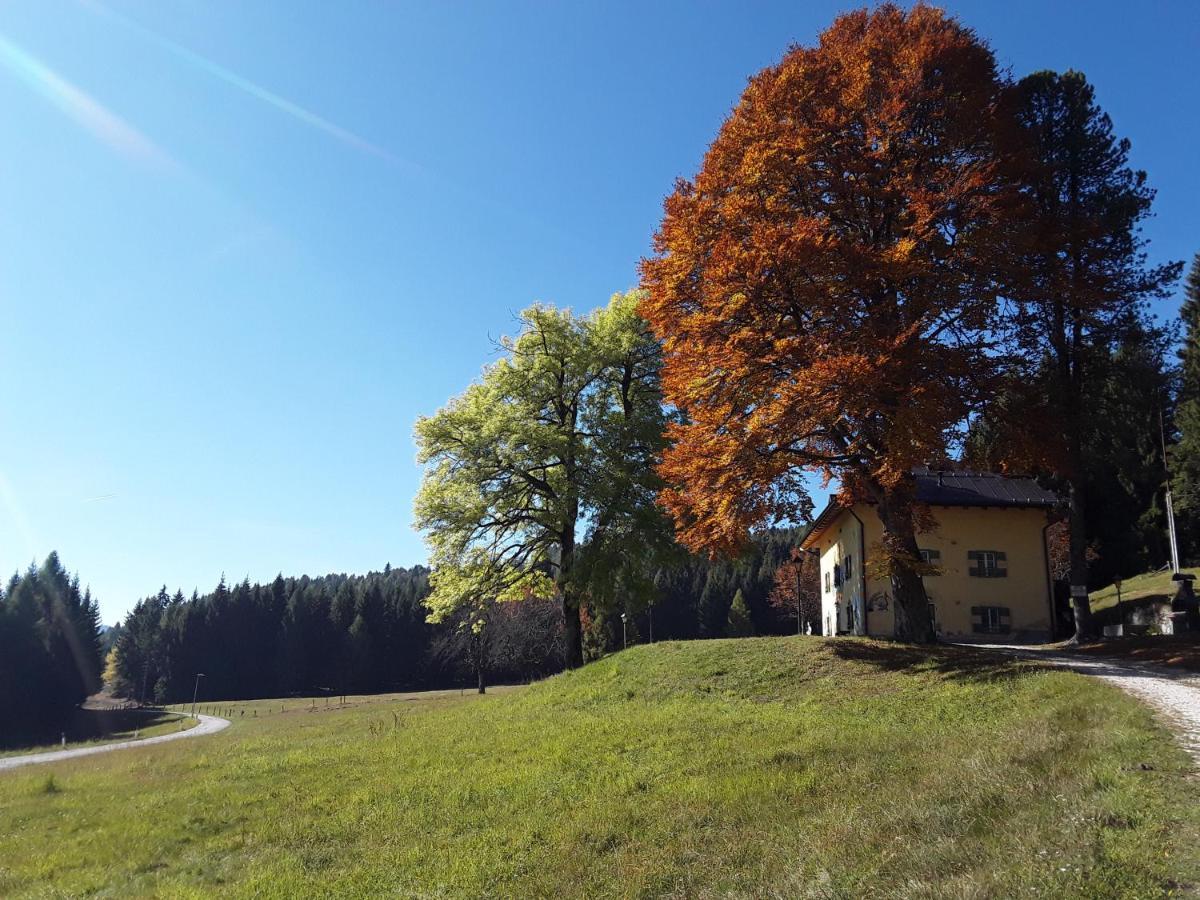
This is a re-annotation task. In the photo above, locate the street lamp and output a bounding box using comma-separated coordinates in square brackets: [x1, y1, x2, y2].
[620, 612, 627, 651]
[190, 673, 206, 719]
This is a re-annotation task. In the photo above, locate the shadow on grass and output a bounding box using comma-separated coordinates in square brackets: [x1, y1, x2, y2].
[1, 707, 182, 754]
[827, 638, 1039, 684]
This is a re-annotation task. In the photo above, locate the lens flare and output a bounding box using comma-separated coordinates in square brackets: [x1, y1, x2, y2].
[86, 2, 412, 170]
[0, 32, 175, 169]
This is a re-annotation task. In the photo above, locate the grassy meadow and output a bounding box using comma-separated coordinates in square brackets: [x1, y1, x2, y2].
[1089, 566, 1200, 613]
[1, 637, 1197, 898]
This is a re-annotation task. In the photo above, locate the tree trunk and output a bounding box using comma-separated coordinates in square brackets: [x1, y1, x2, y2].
[876, 490, 936, 643]
[562, 592, 582, 668]
[559, 514, 584, 668]
[1066, 478, 1094, 641]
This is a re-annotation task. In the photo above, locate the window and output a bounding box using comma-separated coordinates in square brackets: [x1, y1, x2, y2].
[919, 548, 940, 566]
[844, 554, 853, 581]
[971, 605, 1011, 634]
[824, 571, 831, 593]
[967, 550, 1007, 578]
[833, 564, 842, 588]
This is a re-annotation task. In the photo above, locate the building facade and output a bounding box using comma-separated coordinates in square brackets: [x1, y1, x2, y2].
[801, 470, 1060, 642]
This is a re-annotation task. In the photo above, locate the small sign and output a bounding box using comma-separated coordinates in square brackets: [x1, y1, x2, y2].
[1070, 584, 1088, 598]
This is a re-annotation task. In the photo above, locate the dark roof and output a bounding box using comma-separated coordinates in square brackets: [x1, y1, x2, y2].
[911, 467, 1059, 508]
[800, 468, 1060, 548]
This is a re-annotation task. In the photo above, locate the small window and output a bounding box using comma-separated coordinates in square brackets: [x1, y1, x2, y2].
[844, 555, 853, 581]
[824, 571, 831, 593]
[833, 564, 843, 588]
[971, 605, 1011, 634]
[967, 550, 1007, 578]
[919, 548, 940, 566]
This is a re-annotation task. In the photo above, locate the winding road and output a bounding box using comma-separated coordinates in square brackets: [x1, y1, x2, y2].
[0, 714, 230, 772]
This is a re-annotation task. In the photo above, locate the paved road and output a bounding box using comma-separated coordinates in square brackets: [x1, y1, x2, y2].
[0, 714, 230, 772]
[981, 645, 1200, 764]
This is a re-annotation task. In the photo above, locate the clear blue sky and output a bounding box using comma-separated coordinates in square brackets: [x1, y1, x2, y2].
[1, 1, 1196, 624]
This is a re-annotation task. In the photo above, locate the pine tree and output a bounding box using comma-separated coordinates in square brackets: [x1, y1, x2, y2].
[1173, 252, 1200, 560]
[726, 589, 755, 638]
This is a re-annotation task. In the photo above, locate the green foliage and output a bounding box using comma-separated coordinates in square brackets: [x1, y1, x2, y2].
[0, 553, 104, 744]
[1173, 252, 1200, 559]
[413, 291, 670, 663]
[725, 589, 754, 637]
[1, 639, 1196, 896]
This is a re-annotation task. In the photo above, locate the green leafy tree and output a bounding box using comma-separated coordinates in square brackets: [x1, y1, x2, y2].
[414, 291, 669, 667]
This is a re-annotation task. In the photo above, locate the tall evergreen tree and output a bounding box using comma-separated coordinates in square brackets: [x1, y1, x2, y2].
[0, 554, 104, 744]
[998, 70, 1180, 639]
[1173, 252, 1200, 559]
[726, 589, 754, 638]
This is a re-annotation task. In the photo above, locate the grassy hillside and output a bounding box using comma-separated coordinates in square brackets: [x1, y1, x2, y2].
[1089, 566, 1200, 613]
[1, 638, 1197, 898]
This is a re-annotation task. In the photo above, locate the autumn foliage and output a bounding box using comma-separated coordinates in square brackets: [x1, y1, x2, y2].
[640, 5, 1027, 640]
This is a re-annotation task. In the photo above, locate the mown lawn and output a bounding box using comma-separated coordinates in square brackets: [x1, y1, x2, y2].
[1, 637, 1197, 898]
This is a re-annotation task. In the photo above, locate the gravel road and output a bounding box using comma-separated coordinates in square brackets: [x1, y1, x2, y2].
[0, 714, 230, 772]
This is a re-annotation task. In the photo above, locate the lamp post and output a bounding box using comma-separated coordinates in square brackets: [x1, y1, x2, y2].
[620, 612, 627, 651]
[190, 673, 206, 719]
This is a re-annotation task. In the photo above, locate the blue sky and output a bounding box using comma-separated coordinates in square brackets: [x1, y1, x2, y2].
[0, 1, 1196, 623]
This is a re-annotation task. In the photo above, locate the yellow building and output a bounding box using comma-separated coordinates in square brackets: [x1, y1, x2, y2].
[801, 469, 1060, 642]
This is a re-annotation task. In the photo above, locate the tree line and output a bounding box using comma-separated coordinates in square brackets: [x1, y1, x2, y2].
[0, 553, 104, 744]
[102, 529, 808, 705]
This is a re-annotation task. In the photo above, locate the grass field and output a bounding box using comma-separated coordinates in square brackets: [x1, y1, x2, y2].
[1089, 566, 1200, 613]
[1, 637, 1197, 898]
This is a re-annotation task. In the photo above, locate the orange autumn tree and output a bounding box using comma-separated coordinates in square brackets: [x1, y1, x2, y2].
[640, 5, 1025, 642]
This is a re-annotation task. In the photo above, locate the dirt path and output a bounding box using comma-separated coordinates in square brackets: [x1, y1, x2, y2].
[0, 714, 230, 772]
[983, 644, 1200, 764]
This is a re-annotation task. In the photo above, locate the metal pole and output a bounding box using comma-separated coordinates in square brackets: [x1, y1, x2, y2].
[190, 673, 204, 719]
[1166, 487, 1182, 574]
[1161, 407, 1181, 573]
